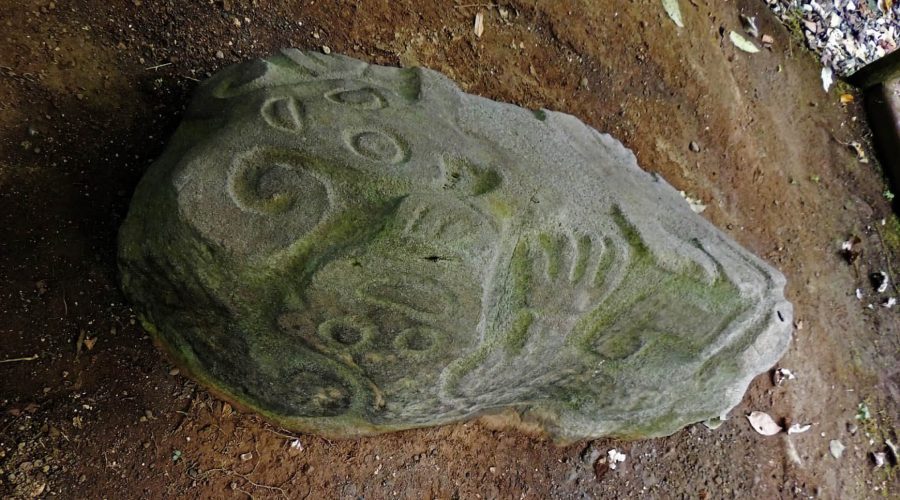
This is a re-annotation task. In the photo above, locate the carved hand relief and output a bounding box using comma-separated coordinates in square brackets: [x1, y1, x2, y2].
[119, 51, 792, 441]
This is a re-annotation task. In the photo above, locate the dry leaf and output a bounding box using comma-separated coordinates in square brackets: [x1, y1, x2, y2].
[787, 423, 812, 434]
[662, 0, 684, 28]
[841, 235, 862, 264]
[730, 31, 760, 53]
[83, 337, 97, 351]
[840, 93, 854, 104]
[747, 411, 782, 436]
[474, 12, 485, 38]
[821, 67, 833, 92]
[848, 141, 868, 163]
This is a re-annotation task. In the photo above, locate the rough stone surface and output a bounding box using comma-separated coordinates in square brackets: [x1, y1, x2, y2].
[118, 50, 793, 442]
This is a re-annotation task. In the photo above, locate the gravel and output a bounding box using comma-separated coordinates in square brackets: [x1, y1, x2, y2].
[766, 0, 898, 77]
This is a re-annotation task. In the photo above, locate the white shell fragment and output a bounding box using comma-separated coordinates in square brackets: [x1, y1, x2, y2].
[747, 411, 783, 436]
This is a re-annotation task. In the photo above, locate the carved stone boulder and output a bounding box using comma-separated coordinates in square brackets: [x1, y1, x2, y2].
[118, 50, 793, 441]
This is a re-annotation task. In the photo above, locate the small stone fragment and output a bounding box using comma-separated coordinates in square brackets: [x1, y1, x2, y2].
[689, 141, 700, 152]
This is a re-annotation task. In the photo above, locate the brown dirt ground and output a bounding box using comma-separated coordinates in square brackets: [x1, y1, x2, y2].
[1, 0, 898, 498]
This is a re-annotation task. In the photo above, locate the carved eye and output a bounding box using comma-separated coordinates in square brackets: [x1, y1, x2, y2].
[343, 129, 410, 165]
[325, 87, 387, 110]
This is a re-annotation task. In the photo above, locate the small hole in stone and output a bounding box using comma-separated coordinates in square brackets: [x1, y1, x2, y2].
[404, 330, 432, 351]
[332, 325, 361, 345]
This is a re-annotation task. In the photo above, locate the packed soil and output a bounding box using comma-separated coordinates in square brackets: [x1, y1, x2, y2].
[1, 0, 898, 498]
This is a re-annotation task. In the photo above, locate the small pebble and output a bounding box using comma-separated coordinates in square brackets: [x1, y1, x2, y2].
[215, 50, 225, 59]
[322, 45, 331, 55]
[689, 141, 701, 152]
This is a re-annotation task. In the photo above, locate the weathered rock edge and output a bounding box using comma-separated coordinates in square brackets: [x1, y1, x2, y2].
[118, 49, 793, 442]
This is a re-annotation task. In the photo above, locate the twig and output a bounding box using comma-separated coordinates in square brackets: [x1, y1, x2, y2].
[198, 467, 287, 498]
[0, 354, 39, 364]
[454, 3, 500, 8]
[145, 62, 173, 71]
[262, 426, 302, 441]
[75, 329, 86, 360]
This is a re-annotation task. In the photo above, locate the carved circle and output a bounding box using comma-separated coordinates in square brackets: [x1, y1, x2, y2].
[594, 332, 643, 360]
[325, 87, 387, 110]
[344, 129, 409, 164]
[318, 317, 377, 350]
[394, 327, 434, 351]
[227, 151, 329, 223]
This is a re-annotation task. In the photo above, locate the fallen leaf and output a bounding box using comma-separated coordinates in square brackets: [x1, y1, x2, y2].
[840, 93, 854, 104]
[773, 367, 796, 385]
[474, 12, 484, 38]
[747, 411, 782, 436]
[679, 191, 706, 213]
[848, 141, 868, 163]
[730, 31, 759, 53]
[788, 423, 812, 434]
[606, 449, 626, 469]
[871, 271, 889, 293]
[830, 439, 845, 459]
[662, 0, 684, 28]
[821, 67, 833, 92]
[739, 14, 759, 38]
[83, 337, 96, 351]
[840, 236, 862, 264]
